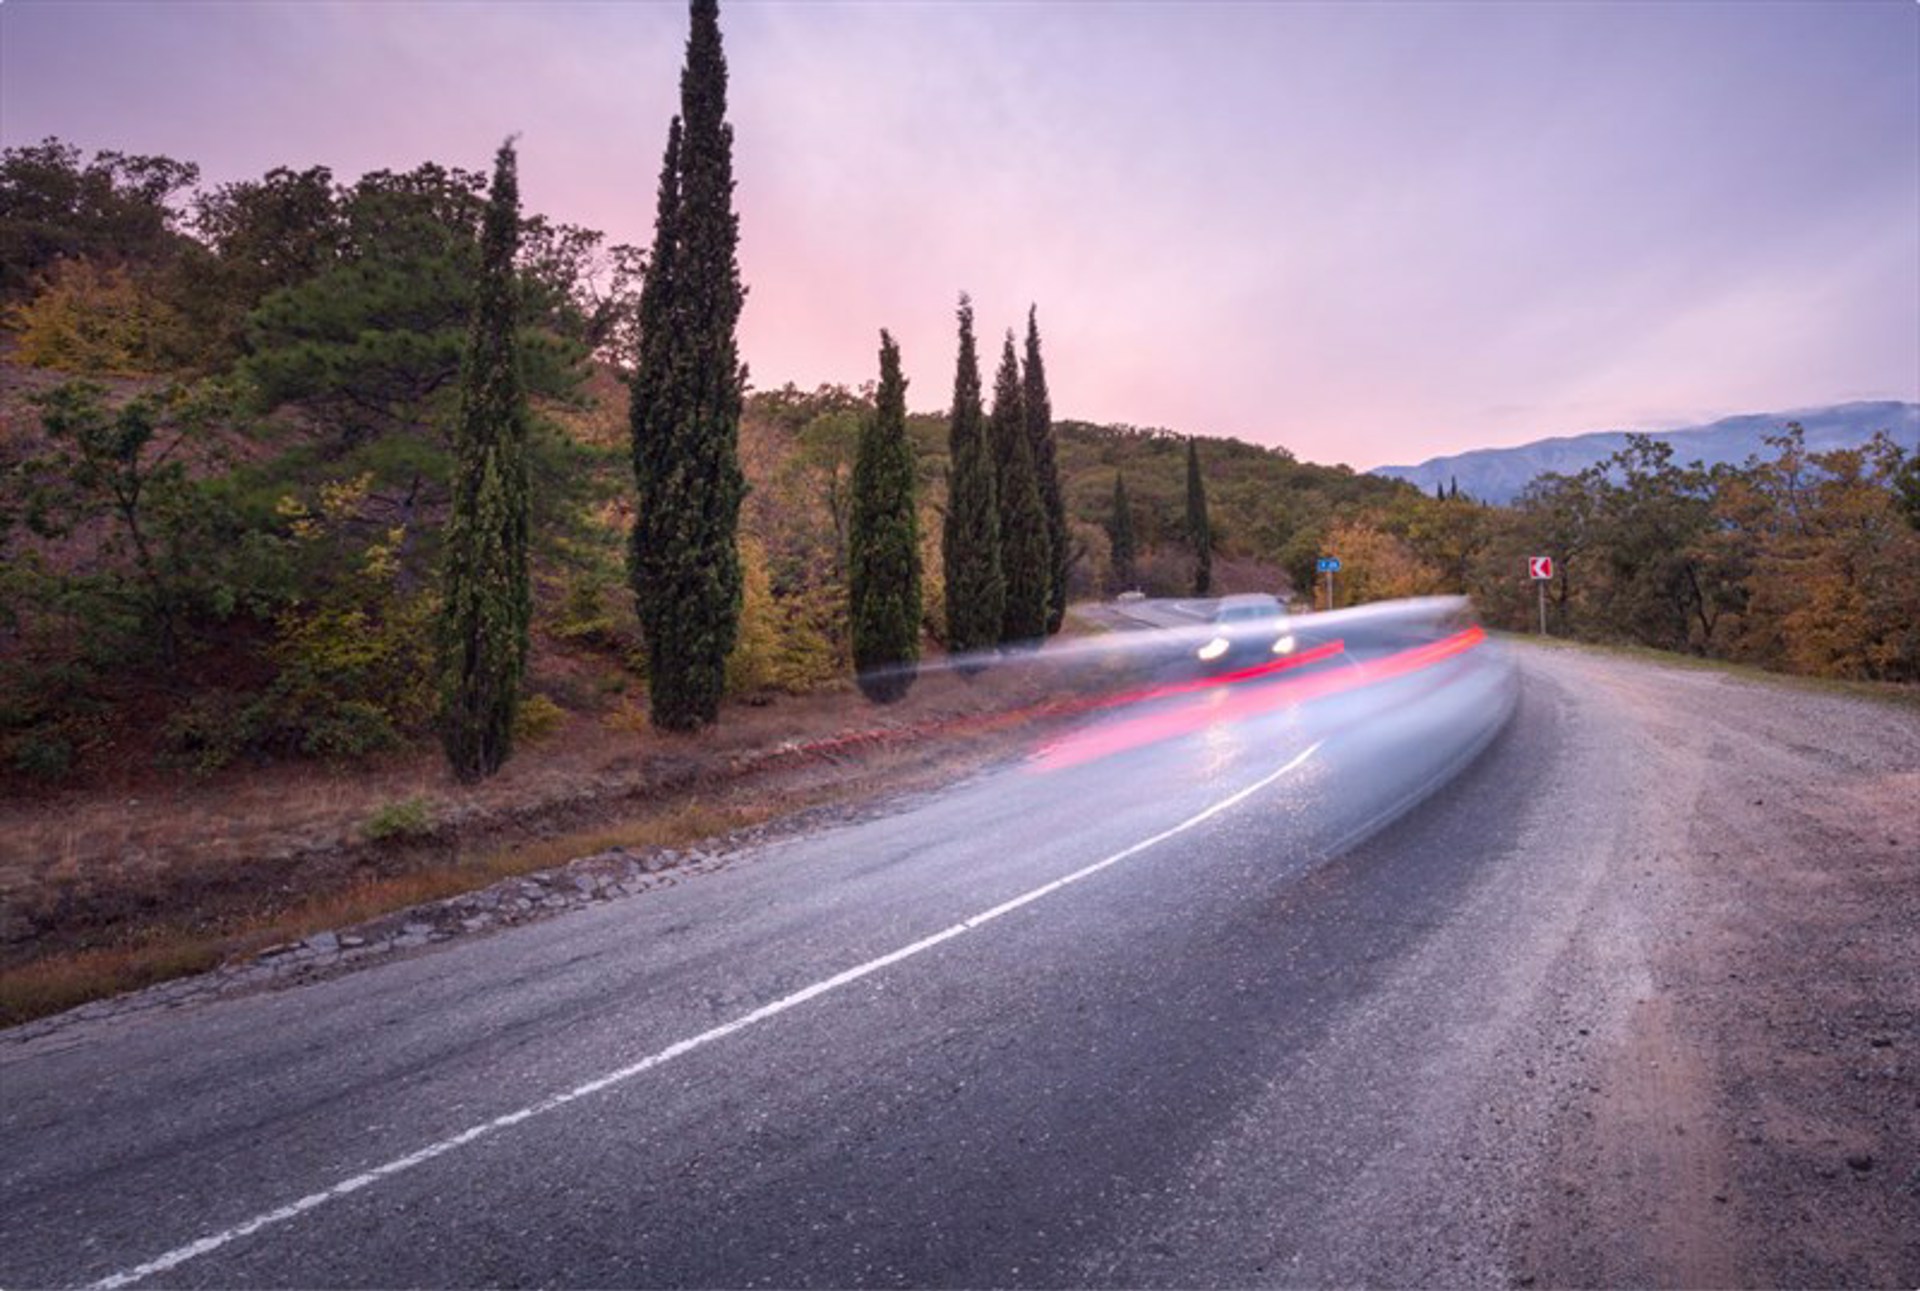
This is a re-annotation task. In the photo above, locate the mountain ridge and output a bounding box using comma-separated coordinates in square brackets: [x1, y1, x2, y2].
[1372, 401, 1919, 503]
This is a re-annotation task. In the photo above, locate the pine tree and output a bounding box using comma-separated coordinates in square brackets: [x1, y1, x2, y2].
[942, 294, 1002, 656]
[1110, 471, 1136, 593]
[1023, 306, 1068, 634]
[992, 330, 1050, 645]
[849, 329, 921, 703]
[629, 0, 746, 731]
[1186, 436, 1212, 596]
[440, 139, 530, 782]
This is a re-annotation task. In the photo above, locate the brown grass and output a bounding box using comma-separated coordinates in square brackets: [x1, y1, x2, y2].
[0, 697, 1061, 1028]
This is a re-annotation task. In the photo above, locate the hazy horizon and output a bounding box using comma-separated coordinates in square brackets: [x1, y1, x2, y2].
[3, 0, 1915, 469]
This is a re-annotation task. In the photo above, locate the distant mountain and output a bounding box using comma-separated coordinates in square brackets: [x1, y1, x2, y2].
[1372, 402, 1919, 504]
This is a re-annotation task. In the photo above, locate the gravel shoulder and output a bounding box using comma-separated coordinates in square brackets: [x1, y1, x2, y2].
[1509, 642, 1919, 1286]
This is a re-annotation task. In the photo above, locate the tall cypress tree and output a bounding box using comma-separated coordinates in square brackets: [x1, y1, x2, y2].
[440, 139, 530, 782]
[942, 294, 1002, 656]
[1186, 436, 1212, 596]
[991, 330, 1050, 645]
[1022, 306, 1068, 634]
[629, 0, 746, 731]
[849, 329, 921, 703]
[1110, 471, 1136, 593]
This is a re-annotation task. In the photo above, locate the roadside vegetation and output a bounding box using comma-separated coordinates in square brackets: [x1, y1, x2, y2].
[1328, 432, 1920, 683]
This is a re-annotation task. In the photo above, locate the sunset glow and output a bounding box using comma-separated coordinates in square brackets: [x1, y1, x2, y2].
[4, 0, 1914, 467]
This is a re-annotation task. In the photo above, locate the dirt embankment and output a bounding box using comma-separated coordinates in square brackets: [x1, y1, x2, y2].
[1515, 645, 1919, 1286]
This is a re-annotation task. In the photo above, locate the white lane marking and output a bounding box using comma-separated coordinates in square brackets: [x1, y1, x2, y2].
[90, 742, 1321, 1290]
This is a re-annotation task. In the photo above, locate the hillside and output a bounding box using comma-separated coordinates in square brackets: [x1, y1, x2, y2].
[1374, 401, 1919, 503]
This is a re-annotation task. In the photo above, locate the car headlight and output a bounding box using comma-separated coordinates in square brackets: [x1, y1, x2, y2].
[1271, 633, 1295, 655]
[1197, 636, 1230, 662]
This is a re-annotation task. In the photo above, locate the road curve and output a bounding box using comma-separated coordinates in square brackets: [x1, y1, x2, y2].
[3, 634, 1914, 1288]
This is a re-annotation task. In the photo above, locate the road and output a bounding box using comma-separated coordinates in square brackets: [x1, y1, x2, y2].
[3, 625, 1916, 1288]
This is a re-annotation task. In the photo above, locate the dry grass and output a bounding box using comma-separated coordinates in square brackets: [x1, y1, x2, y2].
[0, 731, 1018, 1028]
[0, 936, 229, 1025]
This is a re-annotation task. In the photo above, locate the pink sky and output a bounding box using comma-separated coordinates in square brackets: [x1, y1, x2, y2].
[3, 0, 1915, 469]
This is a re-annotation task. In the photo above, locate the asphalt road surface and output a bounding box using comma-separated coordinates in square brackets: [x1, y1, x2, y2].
[4, 626, 1914, 1288]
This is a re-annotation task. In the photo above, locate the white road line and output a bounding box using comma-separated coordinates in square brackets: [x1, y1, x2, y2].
[89, 742, 1322, 1290]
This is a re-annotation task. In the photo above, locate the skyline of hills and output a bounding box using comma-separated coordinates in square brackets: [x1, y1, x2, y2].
[1372, 401, 1919, 503]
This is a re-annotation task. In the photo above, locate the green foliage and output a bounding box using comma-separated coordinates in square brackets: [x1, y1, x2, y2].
[513, 693, 567, 744]
[10, 730, 75, 780]
[364, 795, 436, 842]
[990, 330, 1051, 645]
[235, 161, 597, 449]
[157, 482, 438, 770]
[780, 408, 862, 579]
[1406, 424, 1920, 682]
[728, 537, 841, 698]
[20, 381, 227, 666]
[240, 255, 472, 445]
[0, 137, 199, 302]
[1023, 307, 1068, 634]
[849, 330, 922, 702]
[265, 584, 439, 759]
[1109, 471, 1137, 591]
[941, 295, 1003, 656]
[0, 140, 639, 780]
[1186, 437, 1212, 595]
[440, 142, 532, 783]
[629, 0, 747, 731]
[235, 163, 484, 445]
[1890, 448, 1920, 531]
[551, 569, 627, 650]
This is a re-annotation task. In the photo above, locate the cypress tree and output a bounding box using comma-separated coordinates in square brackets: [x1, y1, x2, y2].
[1022, 306, 1068, 634]
[440, 139, 530, 782]
[849, 329, 921, 703]
[1110, 471, 1136, 593]
[1186, 436, 1212, 596]
[629, 0, 746, 731]
[941, 294, 1002, 656]
[991, 330, 1050, 646]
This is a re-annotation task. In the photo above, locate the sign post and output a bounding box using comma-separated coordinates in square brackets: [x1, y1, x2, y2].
[1528, 556, 1554, 635]
[1316, 556, 1341, 611]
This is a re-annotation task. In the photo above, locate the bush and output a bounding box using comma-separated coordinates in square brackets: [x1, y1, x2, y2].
[162, 691, 266, 773]
[550, 571, 630, 652]
[363, 795, 435, 842]
[7, 259, 187, 375]
[513, 693, 566, 744]
[8, 731, 74, 780]
[726, 538, 842, 700]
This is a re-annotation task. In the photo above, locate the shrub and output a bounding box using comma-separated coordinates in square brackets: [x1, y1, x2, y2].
[162, 692, 266, 773]
[363, 796, 435, 842]
[8, 731, 74, 780]
[513, 693, 566, 744]
[7, 259, 188, 376]
[727, 538, 842, 700]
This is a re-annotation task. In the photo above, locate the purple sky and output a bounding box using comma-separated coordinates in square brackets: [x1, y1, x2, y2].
[4, 0, 1915, 469]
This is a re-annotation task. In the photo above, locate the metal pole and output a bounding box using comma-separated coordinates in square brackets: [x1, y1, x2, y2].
[1324, 569, 1332, 612]
[1538, 579, 1547, 636]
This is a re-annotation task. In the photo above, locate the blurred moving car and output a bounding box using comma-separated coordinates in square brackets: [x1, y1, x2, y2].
[1196, 592, 1295, 667]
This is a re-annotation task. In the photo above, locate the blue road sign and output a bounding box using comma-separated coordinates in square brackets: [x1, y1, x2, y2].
[1316, 557, 1341, 573]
